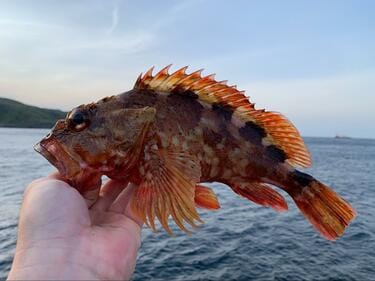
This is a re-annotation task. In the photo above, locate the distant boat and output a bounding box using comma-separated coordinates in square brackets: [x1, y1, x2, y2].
[334, 134, 351, 139]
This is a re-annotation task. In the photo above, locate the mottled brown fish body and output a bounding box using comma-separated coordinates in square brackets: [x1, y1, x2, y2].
[118, 89, 286, 185]
[35, 65, 356, 240]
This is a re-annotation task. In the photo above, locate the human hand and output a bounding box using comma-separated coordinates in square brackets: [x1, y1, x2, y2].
[8, 173, 142, 280]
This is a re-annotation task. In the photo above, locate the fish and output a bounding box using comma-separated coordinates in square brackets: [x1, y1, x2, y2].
[35, 65, 356, 240]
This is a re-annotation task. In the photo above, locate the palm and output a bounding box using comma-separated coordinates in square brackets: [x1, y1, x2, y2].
[14, 175, 142, 280]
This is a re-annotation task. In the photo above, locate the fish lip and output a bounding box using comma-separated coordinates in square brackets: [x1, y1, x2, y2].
[34, 142, 59, 169]
[34, 138, 81, 178]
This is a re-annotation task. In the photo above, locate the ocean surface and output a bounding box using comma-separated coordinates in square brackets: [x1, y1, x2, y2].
[0, 128, 374, 280]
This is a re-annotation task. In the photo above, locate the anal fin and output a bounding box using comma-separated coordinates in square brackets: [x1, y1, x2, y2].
[195, 184, 220, 210]
[230, 180, 288, 212]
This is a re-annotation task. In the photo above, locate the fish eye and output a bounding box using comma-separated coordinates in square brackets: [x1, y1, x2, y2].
[68, 109, 90, 131]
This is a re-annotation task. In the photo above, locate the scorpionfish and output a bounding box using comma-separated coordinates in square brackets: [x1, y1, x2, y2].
[35, 65, 356, 240]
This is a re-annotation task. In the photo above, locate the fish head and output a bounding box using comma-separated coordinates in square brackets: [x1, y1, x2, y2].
[35, 96, 156, 188]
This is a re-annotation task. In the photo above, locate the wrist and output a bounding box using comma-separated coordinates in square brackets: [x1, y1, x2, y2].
[8, 263, 98, 280]
[8, 234, 131, 280]
[8, 243, 99, 280]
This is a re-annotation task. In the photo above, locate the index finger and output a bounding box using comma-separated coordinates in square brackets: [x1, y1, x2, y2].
[47, 171, 101, 207]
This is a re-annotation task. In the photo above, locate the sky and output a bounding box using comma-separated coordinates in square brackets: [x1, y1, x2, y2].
[0, 0, 374, 138]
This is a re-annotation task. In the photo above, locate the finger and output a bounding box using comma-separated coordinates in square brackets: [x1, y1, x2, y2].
[47, 171, 65, 181]
[82, 188, 99, 207]
[109, 183, 135, 213]
[30, 171, 70, 190]
[82, 186, 101, 208]
[109, 183, 143, 227]
[26, 172, 67, 197]
[124, 192, 144, 228]
[45, 171, 101, 207]
[79, 176, 101, 207]
[21, 177, 91, 238]
[91, 180, 128, 211]
[31, 172, 100, 207]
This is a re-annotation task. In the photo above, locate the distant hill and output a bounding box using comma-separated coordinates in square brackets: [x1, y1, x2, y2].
[0, 98, 66, 128]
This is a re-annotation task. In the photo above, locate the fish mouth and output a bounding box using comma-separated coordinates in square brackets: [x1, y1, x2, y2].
[34, 136, 81, 179]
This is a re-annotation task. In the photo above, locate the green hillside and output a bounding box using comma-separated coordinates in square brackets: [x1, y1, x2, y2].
[0, 98, 66, 128]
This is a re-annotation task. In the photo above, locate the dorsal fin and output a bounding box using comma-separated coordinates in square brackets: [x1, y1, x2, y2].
[134, 65, 311, 168]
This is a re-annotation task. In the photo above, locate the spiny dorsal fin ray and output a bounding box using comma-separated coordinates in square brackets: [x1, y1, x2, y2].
[134, 65, 311, 168]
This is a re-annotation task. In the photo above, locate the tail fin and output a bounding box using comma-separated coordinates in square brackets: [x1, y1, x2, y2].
[288, 170, 356, 240]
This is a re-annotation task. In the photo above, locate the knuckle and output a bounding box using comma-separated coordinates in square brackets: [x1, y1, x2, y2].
[24, 177, 68, 197]
[24, 178, 46, 195]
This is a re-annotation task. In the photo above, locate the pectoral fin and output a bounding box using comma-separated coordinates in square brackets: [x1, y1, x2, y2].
[131, 148, 202, 235]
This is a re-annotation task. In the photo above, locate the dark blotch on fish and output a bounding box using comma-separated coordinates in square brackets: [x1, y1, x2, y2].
[171, 87, 199, 99]
[239, 121, 267, 144]
[265, 145, 287, 163]
[120, 89, 158, 108]
[292, 170, 315, 187]
[167, 92, 203, 130]
[212, 103, 234, 121]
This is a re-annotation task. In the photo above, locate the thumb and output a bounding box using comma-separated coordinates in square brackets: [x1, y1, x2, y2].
[18, 176, 90, 244]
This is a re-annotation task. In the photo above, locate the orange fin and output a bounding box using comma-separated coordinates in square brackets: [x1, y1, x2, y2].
[229, 180, 288, 212]
[288, 171, 356, 240]
[251, 111, 311, 167]
[195, 184, 220, 210]
[134, 65, 311, 168]
[131, 148, 202, 235]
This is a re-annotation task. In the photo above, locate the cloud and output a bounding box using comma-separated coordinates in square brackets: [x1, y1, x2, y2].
[1, 0, 373, 138]
[151, 1, 195, 30]
[61, 30, 156, 54]
[240, 70, 375, 137]
[0, 19, 63, 30]
[0, 14, 157, 75]
[244, 70, 374, 115]
[106, 0, 120, 35]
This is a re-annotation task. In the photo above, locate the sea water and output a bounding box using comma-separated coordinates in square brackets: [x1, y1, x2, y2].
[0, 128, 374, 280]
